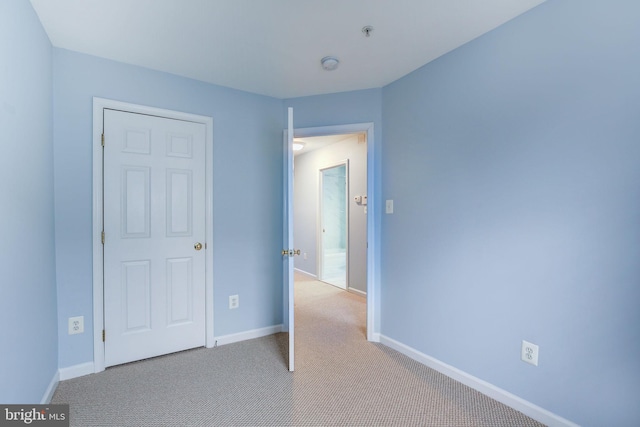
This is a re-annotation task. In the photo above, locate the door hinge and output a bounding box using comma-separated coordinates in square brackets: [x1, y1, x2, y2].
[101, 231, 105, 245]
[101, 133, 105, 147]
[102, 330, 105, 342]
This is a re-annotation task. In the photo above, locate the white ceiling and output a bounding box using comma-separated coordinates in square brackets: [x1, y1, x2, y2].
[293, 134, 361, 157]
[30, 0, 546, 99]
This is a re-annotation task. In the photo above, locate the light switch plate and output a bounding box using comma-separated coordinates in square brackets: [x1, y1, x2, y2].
[386, 200, 394, 214]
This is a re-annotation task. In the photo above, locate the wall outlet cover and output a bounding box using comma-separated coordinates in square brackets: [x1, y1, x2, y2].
[229, 295, 239, 309]
[69, 316, 84, 335]
[521, 340, 539, 366]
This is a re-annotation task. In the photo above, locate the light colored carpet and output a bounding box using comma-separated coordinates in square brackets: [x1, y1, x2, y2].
[51, 274, 544, 426]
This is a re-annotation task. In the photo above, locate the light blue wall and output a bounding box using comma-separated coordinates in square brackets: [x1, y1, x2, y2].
[381, 1, 640, 425]
[4, 1, 637, 423]
[0, 0, 58, 403]
[285, 89, 383, 331]
[53, 49, 284, 368]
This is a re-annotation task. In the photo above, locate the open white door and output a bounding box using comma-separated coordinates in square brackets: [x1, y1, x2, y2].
[283, 107, 295, 371]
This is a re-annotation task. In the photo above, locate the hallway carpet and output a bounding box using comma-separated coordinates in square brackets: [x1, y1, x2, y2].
[51, 274, 543, 426]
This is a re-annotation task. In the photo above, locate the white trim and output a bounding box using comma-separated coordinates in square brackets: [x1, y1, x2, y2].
[40, 371, 59, 404]
[291, 123, 378, 342]
[59, 362, 95, 381]
[294, 268, 317, 279]
[92, 97, 214, 371]
[379, 335, 579, 427]
[215, 325, 283, 347]
[347, 288, 366, 297]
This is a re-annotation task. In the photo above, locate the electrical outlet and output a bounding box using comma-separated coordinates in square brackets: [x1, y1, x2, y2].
[69, 316, 84, 335]
[229, 295, 239, 309]
[303, 252, 308, 260]
[521, 340, 539, 366]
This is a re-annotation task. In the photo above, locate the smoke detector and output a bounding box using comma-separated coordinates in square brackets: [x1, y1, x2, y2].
[321, 56, 339, 71]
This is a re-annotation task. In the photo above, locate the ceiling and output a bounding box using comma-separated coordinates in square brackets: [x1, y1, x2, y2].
[293, 134, 361, 157]
[30, 0, 546, 99]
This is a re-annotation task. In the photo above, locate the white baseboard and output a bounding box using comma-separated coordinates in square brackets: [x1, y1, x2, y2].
[347, 287, 366, 297]
[214, 324, 283, 347]
[294, 268, 316, 278]
[40, 370, 59, 404]
[369, 332, 381, 343]
[59, 362, 95, 381]
[379, 335, 578, 427]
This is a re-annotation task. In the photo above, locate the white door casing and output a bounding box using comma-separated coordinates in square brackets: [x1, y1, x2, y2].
[93, 98, 214, 372]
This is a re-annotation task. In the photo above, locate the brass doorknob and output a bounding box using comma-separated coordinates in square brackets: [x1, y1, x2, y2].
[194, 242, 203, 251]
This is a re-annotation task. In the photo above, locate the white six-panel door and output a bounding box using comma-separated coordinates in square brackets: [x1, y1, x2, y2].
[103, 109, 206, 367]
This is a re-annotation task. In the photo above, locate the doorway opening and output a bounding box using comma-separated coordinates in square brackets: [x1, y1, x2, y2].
[282, 120, 378, 374]
[292, 132, 367, 298]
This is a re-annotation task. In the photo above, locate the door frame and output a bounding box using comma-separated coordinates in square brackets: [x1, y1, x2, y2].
[292, 122, 379, 342]
[317, 160, 349, 290]
[91, 97, 215, 373]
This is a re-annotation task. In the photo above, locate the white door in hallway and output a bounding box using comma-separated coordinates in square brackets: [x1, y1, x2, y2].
[319, 162, 349, 290]
[103, 109, 206, 367]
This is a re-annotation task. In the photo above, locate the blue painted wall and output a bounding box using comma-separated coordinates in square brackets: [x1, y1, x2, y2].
[0, 0, 58, 403]
[381, 1, 640, 425]
[53, 49, 284, 368]
[3, 1, 639, 423]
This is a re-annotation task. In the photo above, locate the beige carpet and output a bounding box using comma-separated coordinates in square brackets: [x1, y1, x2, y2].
[51, 273, 544, 426]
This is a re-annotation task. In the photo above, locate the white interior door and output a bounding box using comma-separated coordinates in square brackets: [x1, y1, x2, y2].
[103, 109, 206, 367]
[319, 162, 348, 290]
[283, 107, 295, 371]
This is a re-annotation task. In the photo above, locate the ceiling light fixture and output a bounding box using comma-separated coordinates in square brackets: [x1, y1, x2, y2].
[362, 25, 374, 37]
[321, 56, 339, 71]
[293, 140, 305, 151]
